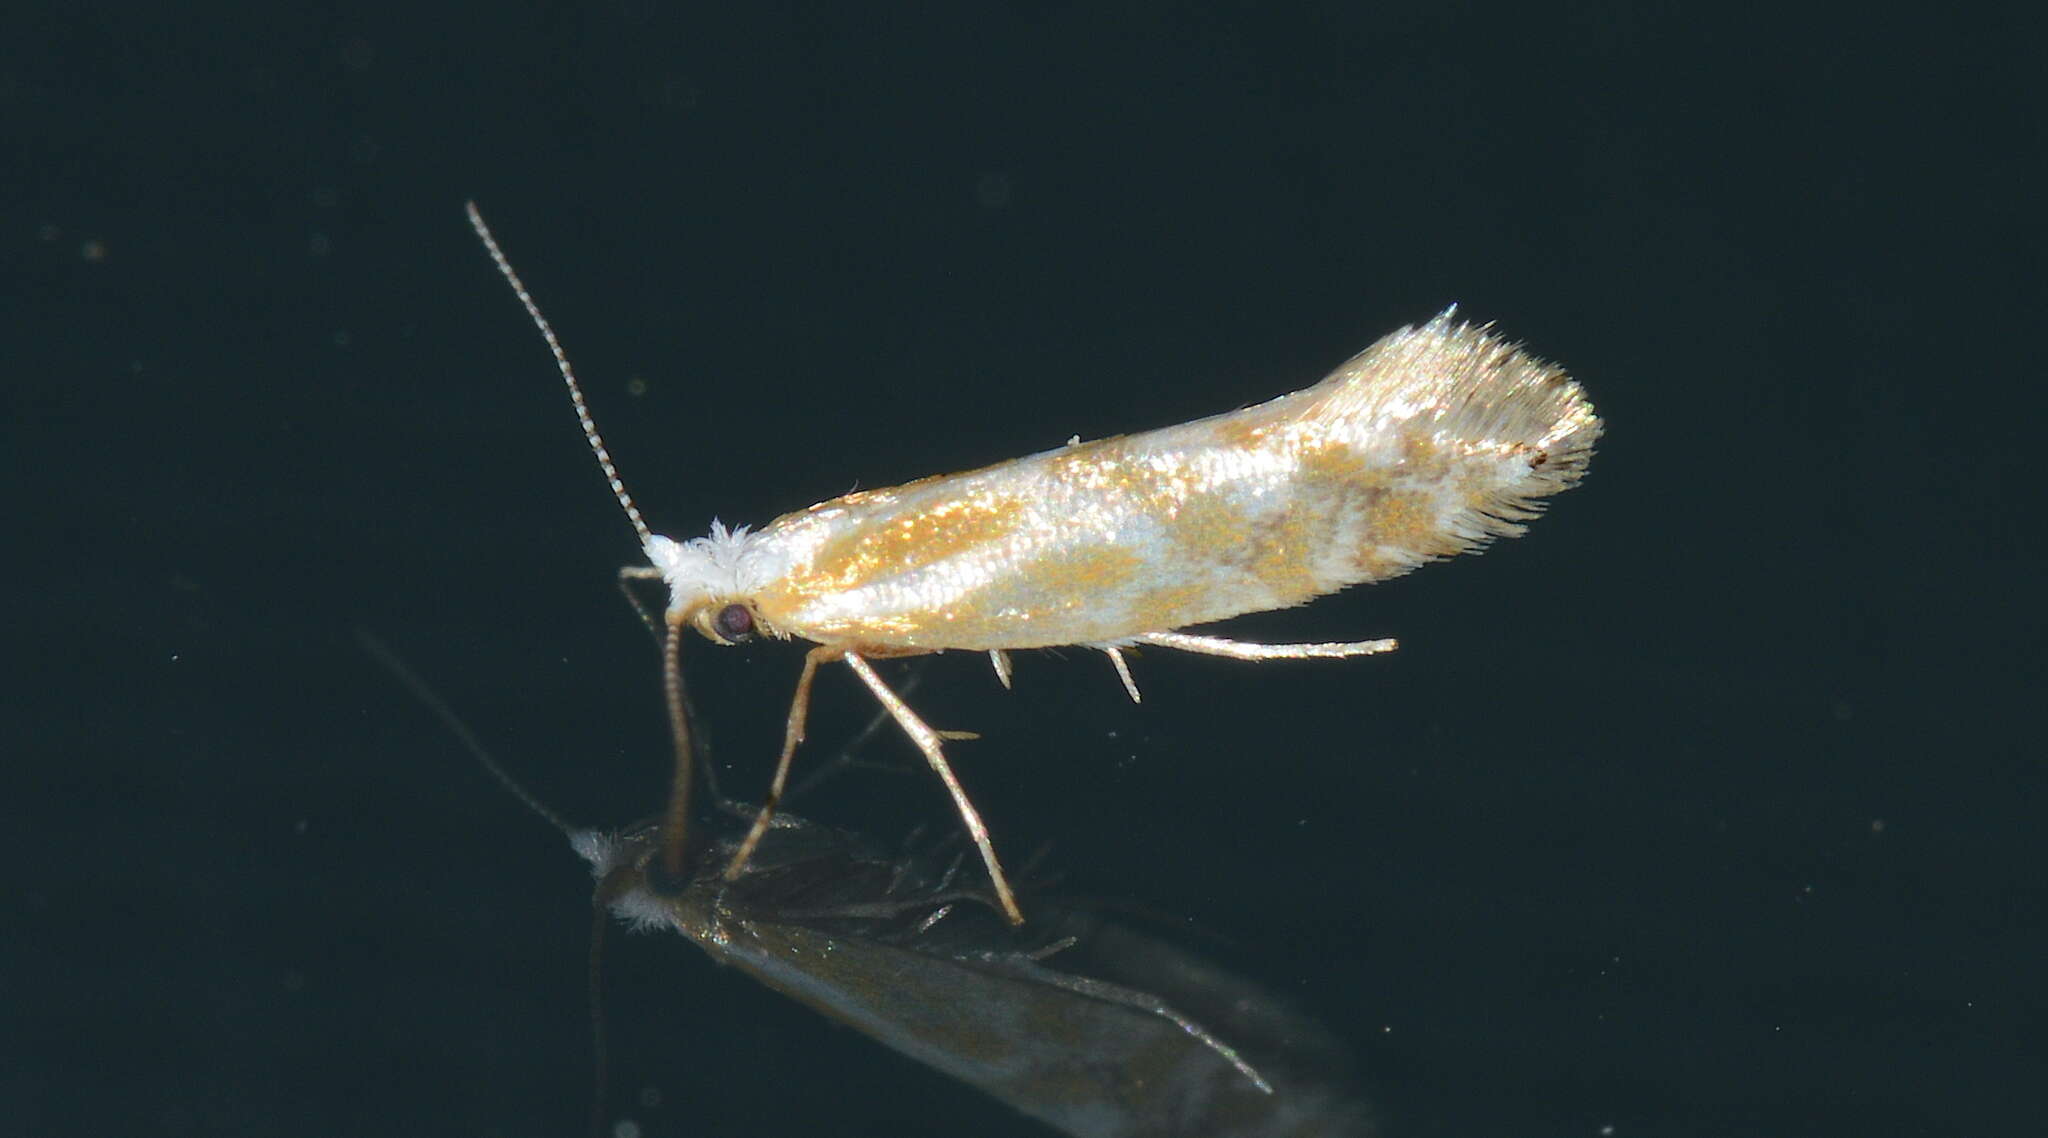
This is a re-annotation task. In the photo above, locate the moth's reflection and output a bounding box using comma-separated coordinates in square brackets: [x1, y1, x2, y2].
[581, 812, 1378, 1138]
[362, 633, 1376, 1136]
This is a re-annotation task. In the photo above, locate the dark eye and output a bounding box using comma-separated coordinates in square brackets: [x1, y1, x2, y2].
[713, 603, 755, 642]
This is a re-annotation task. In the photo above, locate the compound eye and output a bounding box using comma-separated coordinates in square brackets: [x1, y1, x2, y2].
[712, 603, 755, 643]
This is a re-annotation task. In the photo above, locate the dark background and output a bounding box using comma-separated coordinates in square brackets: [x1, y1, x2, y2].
[8, 4, 2040, 1136]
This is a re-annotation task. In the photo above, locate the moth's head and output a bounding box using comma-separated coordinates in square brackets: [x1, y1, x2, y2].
[646, 526, 782, 647]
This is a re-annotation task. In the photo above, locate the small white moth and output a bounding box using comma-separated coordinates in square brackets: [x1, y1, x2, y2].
[467, 203, 1601, 924]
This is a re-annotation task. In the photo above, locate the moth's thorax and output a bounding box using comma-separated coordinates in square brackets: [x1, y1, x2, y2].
[714, 312, 1598, 654]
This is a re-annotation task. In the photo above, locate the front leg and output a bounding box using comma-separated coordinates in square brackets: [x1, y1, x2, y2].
[616, 564, 666, 644]
[723, 644, 836, 881]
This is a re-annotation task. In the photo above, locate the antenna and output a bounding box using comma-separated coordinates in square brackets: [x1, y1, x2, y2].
[465, 202, 653, 549]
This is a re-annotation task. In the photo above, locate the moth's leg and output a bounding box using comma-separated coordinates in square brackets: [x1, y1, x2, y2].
[843, 652, 1026, 926]
[988, 649, 1013, 690]
[723, 644, 836, 881]
[616, 565, 665, 645]
[1103, 645, 1141, 703]
[1136, 630, 1399, 660]
[786, 664, 929, 802]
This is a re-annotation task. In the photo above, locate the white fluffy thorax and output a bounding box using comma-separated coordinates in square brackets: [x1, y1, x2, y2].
[643, 520, 790, 609]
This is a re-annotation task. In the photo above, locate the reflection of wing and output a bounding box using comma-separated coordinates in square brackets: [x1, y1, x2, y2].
[583, 817, 1377, 1138]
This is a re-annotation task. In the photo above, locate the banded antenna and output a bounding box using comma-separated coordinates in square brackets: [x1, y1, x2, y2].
[465, 201, 652, 550]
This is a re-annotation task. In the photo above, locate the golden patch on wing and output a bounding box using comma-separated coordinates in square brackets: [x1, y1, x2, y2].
[1349, 544, 1404, 580]
[1363, 486, 1451, 558]
[1294, 436, 1393, 496]
[1027, 545, 1143, 598]
[1124, 582, 1211, 633]
[1165, 490, 1252, 553]
[1398, 431, 1444, 469]
[887, 544, 1147, 647]
[794, 491, 1030, 595]
[1212, 414, 1275, 451]
[1247, 509, 1322, 600]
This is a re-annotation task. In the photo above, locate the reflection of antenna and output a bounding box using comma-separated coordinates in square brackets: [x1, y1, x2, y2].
[355, 628, 578, 837]
[355, 629, 615, 1138]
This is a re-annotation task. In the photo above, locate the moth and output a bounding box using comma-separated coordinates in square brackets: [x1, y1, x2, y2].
[466, 203, 1601, 923]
